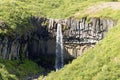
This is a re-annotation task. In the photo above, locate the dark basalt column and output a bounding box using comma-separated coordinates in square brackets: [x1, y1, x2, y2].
[0, 17, 117, 60]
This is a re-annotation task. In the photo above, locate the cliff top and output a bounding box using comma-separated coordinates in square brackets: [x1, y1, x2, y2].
[0, 0, 120, 35]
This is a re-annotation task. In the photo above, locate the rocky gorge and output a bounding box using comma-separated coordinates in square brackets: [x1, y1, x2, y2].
[0, 16, 117, 69]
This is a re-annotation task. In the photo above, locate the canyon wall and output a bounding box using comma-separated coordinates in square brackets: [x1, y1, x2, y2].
[0, 17, 116, 60]
[47, 17, 116, 58]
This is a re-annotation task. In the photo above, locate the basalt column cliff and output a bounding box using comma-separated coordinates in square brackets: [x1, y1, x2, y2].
[0, 17, 116, 61]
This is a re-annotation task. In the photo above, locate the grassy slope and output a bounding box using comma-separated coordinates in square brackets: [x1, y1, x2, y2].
[1, 0, 120, 80]
[39, 1, 120, 80]
[0, 0, 117, 34]
[0, 59, 44, 80]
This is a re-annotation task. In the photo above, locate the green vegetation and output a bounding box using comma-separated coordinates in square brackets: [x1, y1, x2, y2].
[40, 23, 120, 80]
[1, 0, 120, 80]
[38, 1, 120, 80]
[39, 18, 120, 80]
[0, 0, 119, 34]
[0, 59, 44, 80]
[0, 63, 17, 80]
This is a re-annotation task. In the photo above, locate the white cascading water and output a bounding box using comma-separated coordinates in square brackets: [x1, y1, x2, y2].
[55, 23, 64, 71]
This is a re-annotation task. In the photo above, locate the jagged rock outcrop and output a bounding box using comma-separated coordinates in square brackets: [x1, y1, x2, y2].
[0, 17, 117, 60]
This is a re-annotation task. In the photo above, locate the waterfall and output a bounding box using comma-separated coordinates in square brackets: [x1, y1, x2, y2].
[55, 23, 64, 71]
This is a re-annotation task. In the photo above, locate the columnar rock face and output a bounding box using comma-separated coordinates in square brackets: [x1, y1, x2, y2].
[0, 17, 116, 60]
[47, 17, 116, 58]
[48, 17, 116, 43]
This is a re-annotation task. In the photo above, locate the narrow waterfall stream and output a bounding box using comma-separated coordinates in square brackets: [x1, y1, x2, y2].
[55, 23, 64, 71]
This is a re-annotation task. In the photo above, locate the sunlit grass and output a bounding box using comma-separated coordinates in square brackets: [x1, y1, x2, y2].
[0, 0, 117, 34]
[1, 0, 120, 80]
